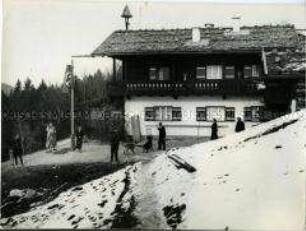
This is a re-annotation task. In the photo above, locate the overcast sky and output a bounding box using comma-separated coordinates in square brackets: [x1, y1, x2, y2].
[1, 0, 305, 87]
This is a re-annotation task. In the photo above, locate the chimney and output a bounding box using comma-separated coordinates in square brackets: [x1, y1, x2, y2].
[192, 28, 201, 42]
[231, 14, 241, 33]
[205, 23, 214, 28]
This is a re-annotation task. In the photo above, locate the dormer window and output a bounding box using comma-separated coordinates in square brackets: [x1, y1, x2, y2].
[149, 67, 170, 81]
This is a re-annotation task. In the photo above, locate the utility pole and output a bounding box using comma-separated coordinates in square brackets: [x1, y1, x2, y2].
[71, 59, 75, 150]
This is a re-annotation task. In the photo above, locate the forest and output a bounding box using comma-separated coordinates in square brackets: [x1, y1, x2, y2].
[1, 69, 120, 162]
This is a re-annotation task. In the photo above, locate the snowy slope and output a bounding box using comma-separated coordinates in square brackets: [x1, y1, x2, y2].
[1, 110, 305, 230]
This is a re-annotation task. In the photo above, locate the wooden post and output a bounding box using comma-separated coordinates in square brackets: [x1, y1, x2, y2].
[71, 60, 75, 150]
[113, 58, 117, 81]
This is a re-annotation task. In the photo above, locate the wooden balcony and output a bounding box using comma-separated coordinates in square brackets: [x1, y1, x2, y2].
[108, 79, 263, 97]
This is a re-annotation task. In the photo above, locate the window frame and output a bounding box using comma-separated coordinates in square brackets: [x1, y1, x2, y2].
[244, 65, 260, 78]
[196, 66, 207, 79]
[149, 67, 157, 80]
[148, 66, 170, 81]
[251, 65, 260, 77]
[172, 107, 182, 121]
[244, 106, 263, 122]
[146, 106, 182, 121]
[224, 66, 235, 79]
[145, 107, 155, 121]
[205, 106, 226, 122]
[196, 107, 207, 121]
[225, 107, 236, 121]
[206, 65, 223, 80]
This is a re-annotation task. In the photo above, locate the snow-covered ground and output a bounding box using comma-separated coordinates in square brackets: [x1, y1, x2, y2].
[1, 110, 305, 230]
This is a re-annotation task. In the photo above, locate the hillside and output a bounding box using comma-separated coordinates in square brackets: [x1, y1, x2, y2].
[1, 110, 305, 230]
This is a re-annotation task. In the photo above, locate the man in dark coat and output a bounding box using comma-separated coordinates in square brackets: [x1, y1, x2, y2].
[110, 129, 120, 162]
[210, 119, 219, 140]
[157, 122, 166, 150]
[235, 117, 245, 133]
[12, 134, 24, 166]
[76, 125, 84, 152]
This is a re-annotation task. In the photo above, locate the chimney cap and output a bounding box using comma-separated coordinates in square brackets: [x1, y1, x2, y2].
[205, 23, 214, 28]
[231, 14, 241, 20]
[121, 5, 132, 19]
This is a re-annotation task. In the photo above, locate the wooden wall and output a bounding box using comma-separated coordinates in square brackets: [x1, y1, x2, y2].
[122, 53, 262, 82]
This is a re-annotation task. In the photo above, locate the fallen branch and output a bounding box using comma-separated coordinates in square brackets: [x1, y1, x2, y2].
[168, 154, 196, 173]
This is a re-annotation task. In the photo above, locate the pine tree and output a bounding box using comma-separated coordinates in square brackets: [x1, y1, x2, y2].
[13, 79, 22, 94]
[24, 78, 35, 92]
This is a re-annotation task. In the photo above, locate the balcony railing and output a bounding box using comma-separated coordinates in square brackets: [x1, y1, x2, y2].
[107, 79, 263, 97]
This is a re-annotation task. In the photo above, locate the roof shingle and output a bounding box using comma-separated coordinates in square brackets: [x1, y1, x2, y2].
[92, 24, 305, 56]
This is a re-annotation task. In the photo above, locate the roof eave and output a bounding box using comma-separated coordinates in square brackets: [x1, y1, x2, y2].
[92, 49, 264, 57]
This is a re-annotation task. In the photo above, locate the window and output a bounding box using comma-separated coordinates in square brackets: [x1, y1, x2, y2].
[251, 106, 262, 122]
[252, 65, 260, 77]
[244, 65, 260, 78]
[145, 107, 155, 121]
[243, 66, 252, 78]
[206, 106, 225, 121]
[172, 107, 182, 121]
[149, 67, 170, 81]
[206, 65, 223, 80]
[149, 68, 157, 80]
[196, 107, 207, 121]
[196, 67, 206, 79]
[244, 107, 252, 121]
[158, 67, 170, 81]
[224, 66, 235, 79]
[244, 106, 262, 122]
[155, 106, 172, 121]
[225, 107, 235, 121]
[145, 106, 181, 121]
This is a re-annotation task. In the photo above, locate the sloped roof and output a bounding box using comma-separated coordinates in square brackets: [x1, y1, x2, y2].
[266, 50, 306, 75]
[92, 24, 305, 56]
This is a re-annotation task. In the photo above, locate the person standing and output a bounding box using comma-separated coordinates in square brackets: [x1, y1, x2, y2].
[210, 119, 218, 140]
[12, 134, 24, 166]
[76, 125, 84, 152]
[235, 117, 245, 133]
[49, 123, 57, 153]
[45, 123, 52, 152]
[110, 129, 120, 163]
[157, 122, 166, 150]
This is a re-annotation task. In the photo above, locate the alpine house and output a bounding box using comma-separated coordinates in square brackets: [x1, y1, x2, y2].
[92, 21, 305, 138]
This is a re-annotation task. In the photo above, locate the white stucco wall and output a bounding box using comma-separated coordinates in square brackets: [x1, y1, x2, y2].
[124, 96, 264, 137]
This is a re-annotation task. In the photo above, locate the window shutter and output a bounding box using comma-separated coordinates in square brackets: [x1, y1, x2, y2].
[225, 107, 235, 121]
[145, 107, 155, 121]
[196, 107, 207, 121]
[244, 107, 252, 121]
[243, 66, 252, 79]
[224, 66, 235, 79]
[172, 107, 182, 121]
[196, 67, 206, 79]
[149, 68, 157, 80]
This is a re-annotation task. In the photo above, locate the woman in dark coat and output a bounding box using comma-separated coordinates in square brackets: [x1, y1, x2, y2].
[12, 134, 24, 166]
[210, 119, 219, 140]
[76, 125, 84, 151]
[235, 117, 245, 133]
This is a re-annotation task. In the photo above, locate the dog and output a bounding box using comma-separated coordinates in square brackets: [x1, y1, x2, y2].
[123, 135, 153, 155]
[143, 135, 153, 153]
